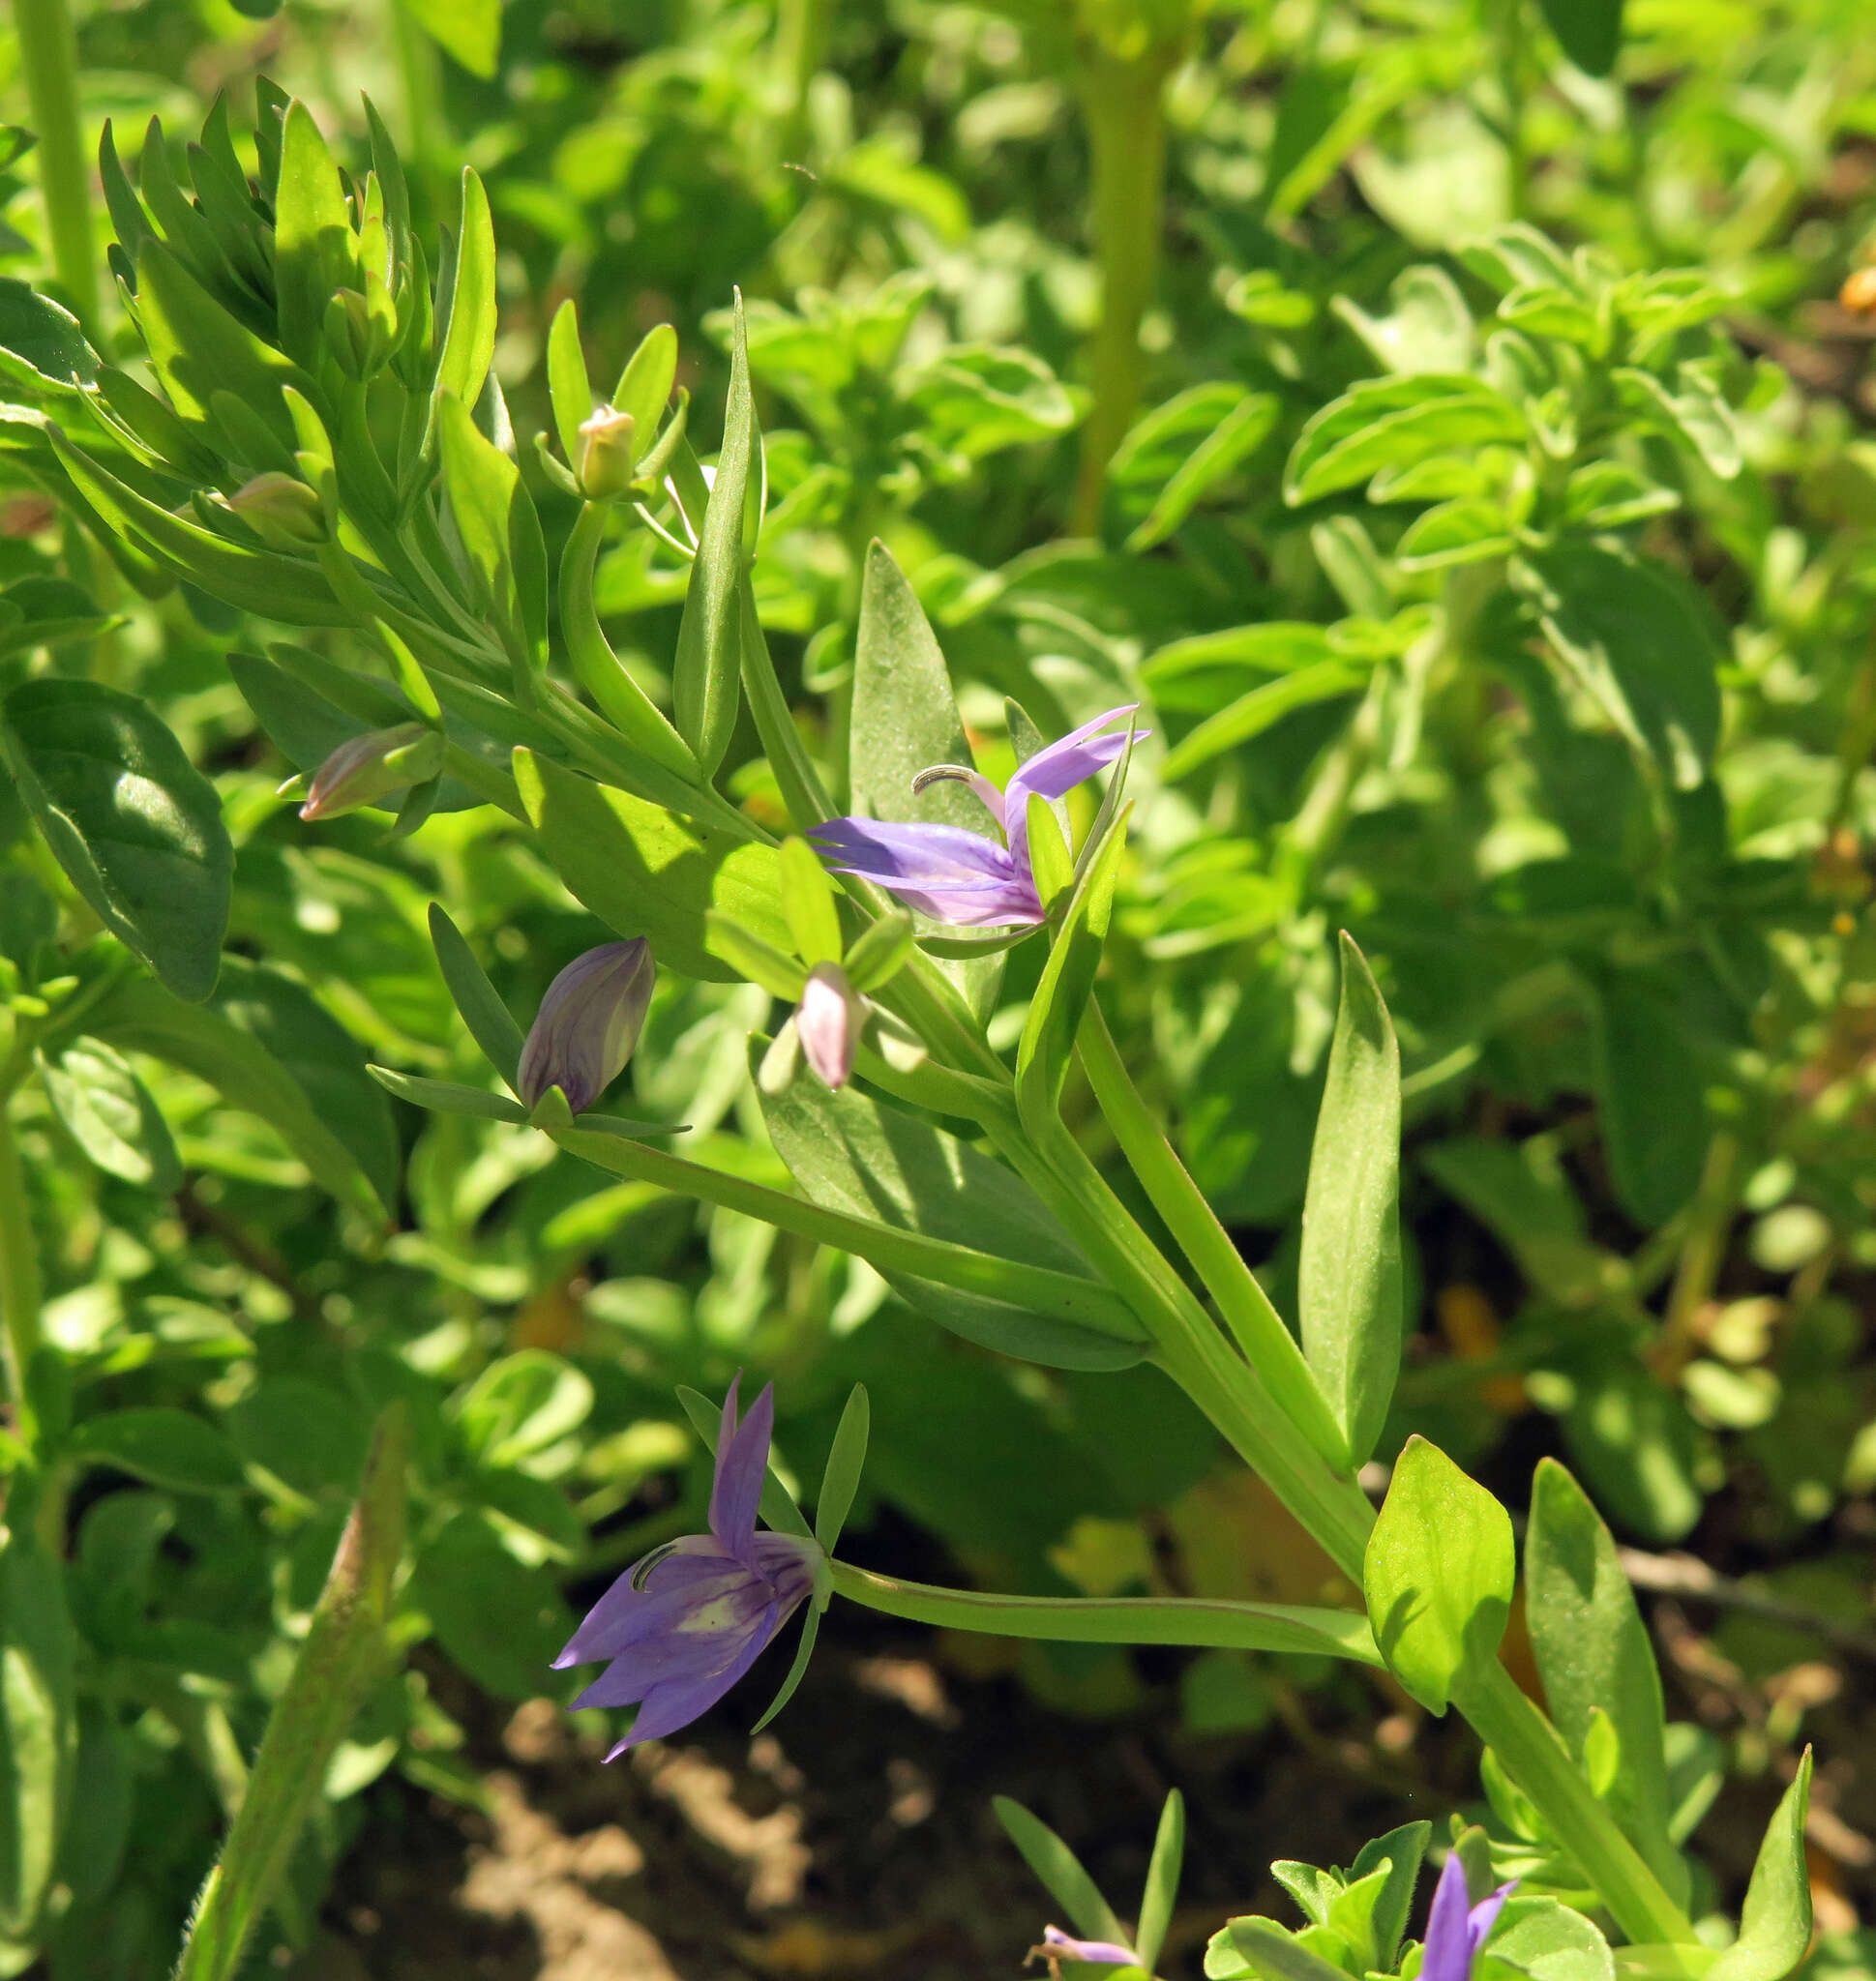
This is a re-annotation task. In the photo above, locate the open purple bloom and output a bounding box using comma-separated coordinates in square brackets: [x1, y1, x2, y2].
[1028, 1926, 1139, 1972]
[553, 1377, 819, 1758]
[518, 939, 655, 1113]
[812, 704, 1144, 929]
[1420, 1852, 1516, 1981]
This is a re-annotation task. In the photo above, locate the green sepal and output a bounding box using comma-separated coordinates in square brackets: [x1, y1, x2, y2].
[367, 1065, 525, 1123]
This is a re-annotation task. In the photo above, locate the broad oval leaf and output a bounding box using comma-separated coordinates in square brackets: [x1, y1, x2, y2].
[68, 1407, 246, 1493]
[1363, 1435, 1513, 1714]
[37, 1038, 181, 1192]
[0, 678, 232, 1002]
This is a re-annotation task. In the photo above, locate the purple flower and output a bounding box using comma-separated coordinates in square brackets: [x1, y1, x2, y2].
[1420, 1852, 1516, 1981]
[812, 705, 1144, 929]
[518, 939, 655, 1113]
[554, 1377, 820, 1758]
[796, 962, 861, 1089]
[1028, 1926, 1139, 1972]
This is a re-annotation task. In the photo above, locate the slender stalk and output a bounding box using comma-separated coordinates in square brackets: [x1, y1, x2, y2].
[1652, 1131, 1737, 1381]
[14, 0, 99, 330]
[830, 1561, 1380, 1664]
[1070, 43, 1174, 536]
[1452, 1663, 1697, 1946]
[774, 0, 831, 150]
[1494, 0, 1528, 222]
[1078, 999, 1351, 1470]
[0, 1105, 42, 1405]
[549, 1123, 1145, 1343]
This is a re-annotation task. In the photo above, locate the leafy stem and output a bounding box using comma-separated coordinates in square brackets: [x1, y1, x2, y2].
[14, 0, 99, 330]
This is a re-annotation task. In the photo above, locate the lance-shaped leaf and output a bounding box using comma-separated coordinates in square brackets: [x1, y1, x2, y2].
[1015, 801, 1128, 1126]
[671, 298, 755, 774]
[1363, 1436, 1512, 1714]
[172, 1407, 408, 1981]
[1135, 1790, 1185, 1978]
[427, 903, 524, 1087]
[849, 542, 1000, 1013]
[1299, 934, 1403, 1468]
[813, 1384, 870, 1554]
[437, 391, 547, 674]
[273, 101, 358, 367]
[0, 1524, 77, 1944]
[758, 1050, 1145, 1371]
[545, 298, 591, 467]
[1589, 966, 1707, 1230]
[0, 678, 232, 1003]
[1526, 1459, 1687, 1904]
[433, 168, 495, 412]
[513, 748, 789, 981]
[995, 1798, 1130, 1952]
[1708, 1755, 1812, 1981]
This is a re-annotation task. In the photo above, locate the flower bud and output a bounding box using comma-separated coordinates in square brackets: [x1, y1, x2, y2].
[228, 471, 327, 549]
[795, 961, 861, 1091]
[578, 406, 639, 501]
[299, 724, 442, 821]
[519, 939, 655, 1114]
[325, 288, 377, 377]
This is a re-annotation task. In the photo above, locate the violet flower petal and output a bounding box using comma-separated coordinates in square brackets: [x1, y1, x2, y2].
[1421, 1854, 1475, 1981]
[1004, 704, 1139, 872]
[709, 1378, 773, 1562]
[1039, 1925, 1138, 1966]
[1468, 1882, 1518, 1955]
[517, 938, 654, 1112]
[812, 817, 1022, 888]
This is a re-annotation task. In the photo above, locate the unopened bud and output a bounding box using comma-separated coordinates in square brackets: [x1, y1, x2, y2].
[299, 724, 442, 821]
[325, 288, 377, 377]
[578, 406, 639, 501]
[229, 471, 326, 549]
[795, 961, 861, 1091]
[518, 939, 655, 1114]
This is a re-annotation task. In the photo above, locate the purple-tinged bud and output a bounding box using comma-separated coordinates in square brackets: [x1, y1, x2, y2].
[299, 724, 442, 821]
[578, 406, 639, 501]
[518, 940, 655, 1114]
[228, 471, 327, 549]
[795, 961, 861, 1091]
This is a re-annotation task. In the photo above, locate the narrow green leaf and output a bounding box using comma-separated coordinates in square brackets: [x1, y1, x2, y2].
[513, 748, 789, 982]
[546, 299, 591, 467]
[426, 903, 524, 1087]
[814, 1384, 870, 1553]
[49, 433, 346, 626]
[1299, 933, 1403, 1468]
[844, 911, 915, 992]
[367, 1065, 526, 1122]
[1127, 394, 1279, 552]
[994, 1798, 1129, 1951]
[1707, 1756, 1812, 1981]
[433, 169, 495, 412]
[779, 836, 843, 964]
[173, 1407, 407, 1981]
[612, 323, 678, 435]
[671, 299, 754, 773]
[1363, 1436, 1513, 1714]
[37, 1039, 181, 1191]
[1159, 662, 1365, 782]
[273, 101, 357, 367]
[1135, 1790, 1185, 1977]
[1526, 1460, 1685, 1902]
[750, 1604, 823, 1735]
[1015, 802, 1128, 1122]
[134, 238, 305, 449]
[704, 911, 807, 998]
[757, 1048, 1145, 1370]
[0, 1525, 76, 1943]
[436, 391, 541, 673]
[0, 678, 232, 1003]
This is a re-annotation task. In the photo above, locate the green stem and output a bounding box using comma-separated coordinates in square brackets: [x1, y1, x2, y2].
[1078, 999, 1351, 1470]
[0, 1104, 42, 1404]
[1452, 1663, 1697, 1946]
[549, 1123, 1145, 1343]
[1070, 43, 1174, 537]
[774, 0, 830, 148]
[1495, 0, 1528, 222]
[14, 0, 99, 331]
[829, 1560, 1379, 1664]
